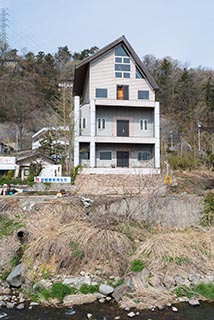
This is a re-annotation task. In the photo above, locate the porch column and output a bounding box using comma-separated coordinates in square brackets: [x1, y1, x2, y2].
[90, 99, 96, 168]
[154, 101, 160, 168]
[74, 96, 80, 167]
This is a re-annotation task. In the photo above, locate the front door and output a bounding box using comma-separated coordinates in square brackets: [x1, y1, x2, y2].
[117, 120, 129, 136]
[117, 151, 129, 167]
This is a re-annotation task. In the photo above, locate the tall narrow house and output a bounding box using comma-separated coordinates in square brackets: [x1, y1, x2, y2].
[73, 36, 160, 174]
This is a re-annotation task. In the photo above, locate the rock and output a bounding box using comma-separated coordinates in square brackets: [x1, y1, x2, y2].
[174, 275, 184, 286]
[172, 306, 178, 312]
[6, 302, 15, 309]
[30, 302, 39, 306]
[63, 294, 97, 307]
[16, 303, 25, 310]
[3, 288, 10, 295]
[135, 311, 140, 315]
[127, 311, 136, 317]
[162, 275, 175, 289]
[0, 301, 6, 307]
[96, 293, 106, 299]
[87, 313, 93, 319]
[99, 284, 114, 295]
[188, 298, 200, 306]
[124, 307, 130, 311]
[114, 317, 120, 320]
[80, 271, 85, 276]
[39, 279, 52, 289]
[65, 308, 76, 315]
[188, 274, 201, 285]
[106, 296, 112, 301]
[99, 298, 105, 303]
[0, 312, 7, 319]
[6, 264, 23, 288]
[149, 275, 162, 287]
[183, 279, 191, 287]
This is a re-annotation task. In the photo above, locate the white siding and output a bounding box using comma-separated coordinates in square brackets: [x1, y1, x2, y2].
[90, 48, 155, 102]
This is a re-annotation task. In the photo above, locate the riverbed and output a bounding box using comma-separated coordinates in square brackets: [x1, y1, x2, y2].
[1, 302, 214, 319]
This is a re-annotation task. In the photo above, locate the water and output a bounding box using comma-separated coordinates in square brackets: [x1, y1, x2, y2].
[1, 302, 214, 319]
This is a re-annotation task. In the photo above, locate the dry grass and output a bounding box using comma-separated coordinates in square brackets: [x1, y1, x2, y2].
[136, 228, 214, 275]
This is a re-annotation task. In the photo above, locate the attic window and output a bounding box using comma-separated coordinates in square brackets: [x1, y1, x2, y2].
[115, 45, 131, 79]
[136, 66, 145, 79]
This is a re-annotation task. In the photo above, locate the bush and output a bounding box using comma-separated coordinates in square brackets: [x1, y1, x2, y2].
[129, 259, 145, 272]
[173, 283, 214, 300]
[79, 283, 99, 294]
[200, 193, 214, 226]
[168, 155, 199, 171]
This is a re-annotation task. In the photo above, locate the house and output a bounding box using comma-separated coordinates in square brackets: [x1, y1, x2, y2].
[73, 36, 160, 174]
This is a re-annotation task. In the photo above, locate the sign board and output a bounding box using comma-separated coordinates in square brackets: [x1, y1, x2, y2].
[34, 177, 71, 183]
[0, 156, 16, 170]
[164, 175, 173, 185]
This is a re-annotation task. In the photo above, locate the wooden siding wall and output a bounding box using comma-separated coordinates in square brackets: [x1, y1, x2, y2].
[89, 49, 155, 101]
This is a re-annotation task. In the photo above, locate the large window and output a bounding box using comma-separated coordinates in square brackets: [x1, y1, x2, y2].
[117, 85, 129, 100]
[136, 67, 145, 79]
[96, 88, 107, 98]
[100, 151, 112, 160]
[97, 118, 106, 129]
[80, 151, 90, 160]
[115, 45, 131, 78]
[139, 119, 148, 131]
[138, 90, 149, 100]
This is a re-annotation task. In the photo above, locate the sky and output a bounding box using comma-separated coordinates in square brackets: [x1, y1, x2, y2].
[1, 0, 214, 69]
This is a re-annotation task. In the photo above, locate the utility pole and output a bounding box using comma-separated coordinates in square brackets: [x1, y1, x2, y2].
[197, 121, 201, 152]
[0, 8, 8, 54]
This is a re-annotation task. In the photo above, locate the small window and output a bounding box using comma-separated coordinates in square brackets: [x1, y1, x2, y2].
[136, 67, 145, 79]
[124, 72, 130, 78]
[139, 119, 148, 130]
[80, 151, 90, 160]
[115, 64, 131, 72]
[138, 151, 151, 161]
[138, 90, 149, 100]
[115, 57, 122, 63]
[115, 72, 122, 78]
[97, 118, 105, 129]
[117, 85, 129, 100]
[115, 45, 128, 56]
[123, 57, 130, 63]
[96, 88, 107, 98]
[80, 118, 87, 129]
[100, 151, 112, 160]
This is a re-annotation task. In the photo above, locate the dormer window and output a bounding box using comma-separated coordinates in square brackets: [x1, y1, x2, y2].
[115, 45, 131, 78]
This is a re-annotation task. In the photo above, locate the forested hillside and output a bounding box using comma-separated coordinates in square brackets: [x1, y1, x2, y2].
[0, 46, 213, 169]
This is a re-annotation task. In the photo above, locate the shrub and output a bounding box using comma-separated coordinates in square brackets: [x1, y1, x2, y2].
[50, 283, 76, 302]
[200, 193, 214, 226]
[168, 155, 199, 171]
[129, 259, 145, 272]
[79, 283, 99, 294]
[173, 283, 214, 300]
[69, 241, 84, 259]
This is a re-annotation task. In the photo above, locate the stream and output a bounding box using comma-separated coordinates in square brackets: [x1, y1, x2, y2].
[1, 301, 214, 320]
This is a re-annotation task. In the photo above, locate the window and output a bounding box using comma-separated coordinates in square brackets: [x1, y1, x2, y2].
[138, 90, 149, 100]
[80, 118, 87, 129]
[139, 119, 148, 130]
[80, 151, 90, 160]
[117, 85, 129, 100]
[97, 118, 106, 129]
[96, 88, 107, 98]
[115, 45, 131, 78]
[136, 67, 145, 79]
[100, 151, 112, 160]
[138, 151, 151, 161]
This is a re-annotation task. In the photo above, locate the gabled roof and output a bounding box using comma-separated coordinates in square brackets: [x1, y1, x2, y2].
[73, 35, 159, 96]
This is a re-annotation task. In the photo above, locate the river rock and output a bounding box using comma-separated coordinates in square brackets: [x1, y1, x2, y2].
[0, 301, 6, 307]
[172, 306, 178, 312]
[16, 303, 25, 310]
[6, 302, 15, 309]
[63, 293, 97, 306]
[3, 288, 10, 295]
[127, 311, 135, 317]
[99, 284, 114, 295]
[6, 264, 23, 288]
[99, 298, 105, 303]
[188, 298, 200, 306]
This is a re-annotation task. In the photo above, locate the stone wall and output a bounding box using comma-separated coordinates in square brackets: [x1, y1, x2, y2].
[75, 174, 166, 195]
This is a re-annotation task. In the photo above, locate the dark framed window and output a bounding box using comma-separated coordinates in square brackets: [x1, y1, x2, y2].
[123, 57, 130, 63]
[115, 45, 128, 56]
[117, 85, 129, 100]
[138, 90, 149, 100]
[80, 151, 90, 160]
[80, 118, 87, 129]
[100, 151, 112, 160]
[136, 67, 145, 79]
[138, 151, 151, 161]
[140, 119, 148, 130]
[97, 118, 106, 129]
[96, 88, 107, 98]
[115, 64, 130, 72]
[115, 72, 122, 78]
[115, 57, 122, 63]
[124, 72, 130, 78]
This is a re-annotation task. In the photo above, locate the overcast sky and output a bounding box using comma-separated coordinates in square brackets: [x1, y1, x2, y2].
[1, 0, 214, 69]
